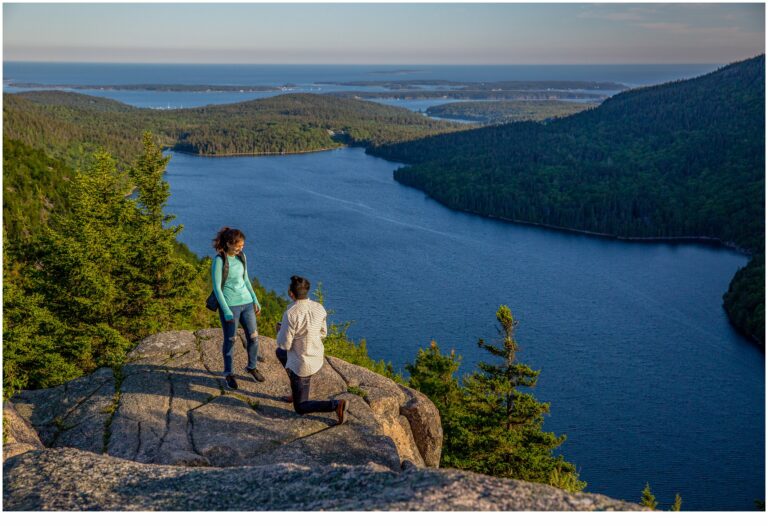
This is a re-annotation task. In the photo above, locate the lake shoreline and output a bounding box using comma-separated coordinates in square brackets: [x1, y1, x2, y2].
[387, 171, 761, 350]
[171, 145, 753, 256]
[170, 145, 346, 157]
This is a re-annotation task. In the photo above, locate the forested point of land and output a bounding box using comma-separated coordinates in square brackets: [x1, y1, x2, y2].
[334, 89, 606, 102]
[426, 100, 597, 124]
[369, 55, 766, 345]
[3, 91, 469, 168]
[324, 79, 624, 104]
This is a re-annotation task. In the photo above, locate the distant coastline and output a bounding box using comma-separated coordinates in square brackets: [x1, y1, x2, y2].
[6, 82, 292, 92]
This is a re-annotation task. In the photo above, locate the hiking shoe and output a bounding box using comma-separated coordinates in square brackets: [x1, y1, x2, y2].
[224, 375, 238, 390]
[246, 368, 265, 383]
[335, 399, 348, 425]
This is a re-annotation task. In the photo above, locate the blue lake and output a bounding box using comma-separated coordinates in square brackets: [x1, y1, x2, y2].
[164, 147, 764, 511]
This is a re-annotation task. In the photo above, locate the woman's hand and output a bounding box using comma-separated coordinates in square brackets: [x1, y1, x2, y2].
[254, 306, 261, 317]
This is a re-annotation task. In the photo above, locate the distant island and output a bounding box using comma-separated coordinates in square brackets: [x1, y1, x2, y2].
[367, 69, 425, 75]
[322, 80, 624, 103]
[316, 79, 628, 90]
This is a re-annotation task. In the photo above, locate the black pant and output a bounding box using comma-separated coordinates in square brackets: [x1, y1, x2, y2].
[276, 348, 337, 415]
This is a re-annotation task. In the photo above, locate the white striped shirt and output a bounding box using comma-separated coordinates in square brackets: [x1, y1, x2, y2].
[276, 299, 328, 377]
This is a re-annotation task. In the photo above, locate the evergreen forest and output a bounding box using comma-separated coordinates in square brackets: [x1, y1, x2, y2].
[3, 91, 468, 170]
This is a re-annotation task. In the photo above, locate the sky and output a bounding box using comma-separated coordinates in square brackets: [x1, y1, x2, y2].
[2, 2, 765, 64]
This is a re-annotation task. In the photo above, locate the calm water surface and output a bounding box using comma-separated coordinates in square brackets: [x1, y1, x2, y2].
[164, 147, 764, 511]
[4, 62, 720, 86]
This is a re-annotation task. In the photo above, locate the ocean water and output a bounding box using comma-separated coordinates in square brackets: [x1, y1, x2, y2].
[3, 62, 721, 86]
[3, 62, 721, 109]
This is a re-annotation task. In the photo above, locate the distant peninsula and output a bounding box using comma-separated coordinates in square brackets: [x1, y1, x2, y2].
[426, 100, 597, 124]
[321, 79, 626, 103]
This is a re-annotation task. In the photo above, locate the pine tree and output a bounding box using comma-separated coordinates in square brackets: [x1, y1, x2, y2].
[4, 135, 217, 394]
[123, 131, 207, 337]
[2, 234, 85, 396]
[670, 493, 682, 511]
[641, 483, 658, 510]
[406, 341, 467, 466]
[130, 131, 171, 225]
[458, 305, 586, 491]
[407, 341, 462, 412]
[33, 149, 134, 372]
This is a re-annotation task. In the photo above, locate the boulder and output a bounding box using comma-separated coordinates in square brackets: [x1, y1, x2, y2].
[326, 356, 437, 467]
[399, 385, 443, 468]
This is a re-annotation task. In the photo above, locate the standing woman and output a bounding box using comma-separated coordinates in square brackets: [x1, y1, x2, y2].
[212, 226, 266, 390]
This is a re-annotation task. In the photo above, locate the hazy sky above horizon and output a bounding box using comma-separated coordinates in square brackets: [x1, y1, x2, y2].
[3, 2, 765, 64]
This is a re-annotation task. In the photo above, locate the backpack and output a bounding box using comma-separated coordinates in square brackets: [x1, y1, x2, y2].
[205, 251, 247, 311]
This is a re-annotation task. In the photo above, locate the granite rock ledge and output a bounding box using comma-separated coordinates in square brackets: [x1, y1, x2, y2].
[4, 330, 641, 511]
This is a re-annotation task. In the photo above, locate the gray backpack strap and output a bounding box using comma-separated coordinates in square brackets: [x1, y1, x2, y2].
[219, 252, 229, 284]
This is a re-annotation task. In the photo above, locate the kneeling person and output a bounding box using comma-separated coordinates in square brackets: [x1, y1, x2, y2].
[276, 275, 348, 424]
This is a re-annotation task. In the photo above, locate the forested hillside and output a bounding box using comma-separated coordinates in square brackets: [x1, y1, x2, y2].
[3, 91, 467, 168]
[370, 56, 765, 344]
[426, 100, 597, 124]
[3, 139, 74, 240]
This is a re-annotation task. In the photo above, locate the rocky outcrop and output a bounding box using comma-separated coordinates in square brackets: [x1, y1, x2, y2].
[4, 329, 641, 511]
[3, 448, 643, 511]
[3, 401, 44, 461]
[10, 330, 441, 471]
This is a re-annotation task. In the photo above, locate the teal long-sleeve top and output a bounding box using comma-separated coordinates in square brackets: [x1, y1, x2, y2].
[212, 253, 261, 321]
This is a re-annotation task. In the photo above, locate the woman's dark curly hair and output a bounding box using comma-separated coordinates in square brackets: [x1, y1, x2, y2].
[212, 226, 245, 253]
